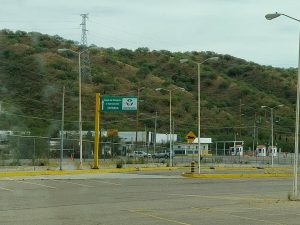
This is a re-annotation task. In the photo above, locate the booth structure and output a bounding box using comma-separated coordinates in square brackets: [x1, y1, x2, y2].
[267, 146, 278, 157]
[256, 145, 267, 156]
[256, 145, 278, 157]
[230, 145, 243, 156]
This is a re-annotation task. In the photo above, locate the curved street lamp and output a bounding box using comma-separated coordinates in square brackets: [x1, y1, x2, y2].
[265, 12, 300, 199]
[180, 57, 218, 174]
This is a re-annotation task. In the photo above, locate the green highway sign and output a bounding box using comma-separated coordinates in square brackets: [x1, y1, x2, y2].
[101, 96, 137, 112]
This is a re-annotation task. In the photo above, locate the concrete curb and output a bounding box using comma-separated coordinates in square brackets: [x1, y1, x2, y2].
[182, 172, 292, 179]
[0, 166, 187, 177]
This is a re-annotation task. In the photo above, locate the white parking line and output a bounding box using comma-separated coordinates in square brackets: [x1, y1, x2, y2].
[7, 178, 56, 189]
[51, 179, 95, 188]
[0, 186, 14, 192]
[90, 180, 121, 186]
[128, 209, 192, 225]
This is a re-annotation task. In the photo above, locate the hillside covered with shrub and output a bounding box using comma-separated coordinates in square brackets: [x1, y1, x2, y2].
[0, 29, 297, 151]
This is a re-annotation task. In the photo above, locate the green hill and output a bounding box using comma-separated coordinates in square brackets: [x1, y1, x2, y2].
[0, 29, 297, 151]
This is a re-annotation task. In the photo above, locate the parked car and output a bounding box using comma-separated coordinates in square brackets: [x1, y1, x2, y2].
[127, 151, 151, 158]
[153, 151, 173, 159]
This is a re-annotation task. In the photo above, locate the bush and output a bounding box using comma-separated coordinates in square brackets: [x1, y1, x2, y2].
[218, 79, 230, 89]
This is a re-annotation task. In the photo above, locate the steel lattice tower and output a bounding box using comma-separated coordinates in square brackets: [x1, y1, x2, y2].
[80, 13, 91, 81]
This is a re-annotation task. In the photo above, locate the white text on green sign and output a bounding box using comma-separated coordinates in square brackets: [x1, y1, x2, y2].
[101, 96, 137, 112]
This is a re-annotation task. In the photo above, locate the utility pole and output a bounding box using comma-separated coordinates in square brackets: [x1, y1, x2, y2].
[80, 13, 91, 81]
[172, 118, 175, 166]
[154, 112, 157, 154]
[252, 112, 256, 156]
[60, 86, 65, 171]
[239, 99, 244, 137]
[135, 87, 144, 150]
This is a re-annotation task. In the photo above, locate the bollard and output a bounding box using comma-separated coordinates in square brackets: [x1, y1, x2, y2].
[191, 161, 195, 174]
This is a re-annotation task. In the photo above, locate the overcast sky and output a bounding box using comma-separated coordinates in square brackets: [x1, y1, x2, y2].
[1, 0, 300, 68]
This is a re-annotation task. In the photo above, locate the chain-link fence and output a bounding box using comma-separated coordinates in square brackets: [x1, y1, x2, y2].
[0, 135, 297, 170]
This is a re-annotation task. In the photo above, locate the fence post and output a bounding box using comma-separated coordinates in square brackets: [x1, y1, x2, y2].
[33, 138, 36, 171]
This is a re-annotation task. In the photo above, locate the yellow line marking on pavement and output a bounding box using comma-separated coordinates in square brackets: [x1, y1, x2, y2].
[7, 178, 56, 189]
[0, 186, 14, 191]
[128, 210, 192, 225]
[169, 193, 277, 202]
[0, 166, 187, 178]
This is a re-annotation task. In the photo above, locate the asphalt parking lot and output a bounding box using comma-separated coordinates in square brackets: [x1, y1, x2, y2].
[1, 169, 300, 225]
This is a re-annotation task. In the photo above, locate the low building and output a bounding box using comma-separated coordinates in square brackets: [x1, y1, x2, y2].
[118, 131, 177, 144]
[173, 138, 212, 155]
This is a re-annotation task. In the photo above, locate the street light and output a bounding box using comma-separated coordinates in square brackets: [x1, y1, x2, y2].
[58, 48, 91, 169]
[180, 56, 218, 174]
[136, 87, 145, 151]
[261, 105, 283, 167]
[156, 87, 185, 167]
[265, 11, 300, 199]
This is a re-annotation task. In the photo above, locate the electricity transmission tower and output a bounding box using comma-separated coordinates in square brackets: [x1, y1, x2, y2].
[80, 13, 91, 81]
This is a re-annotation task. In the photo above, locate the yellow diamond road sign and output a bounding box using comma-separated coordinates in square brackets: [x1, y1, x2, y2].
[185, 131, 196, 143]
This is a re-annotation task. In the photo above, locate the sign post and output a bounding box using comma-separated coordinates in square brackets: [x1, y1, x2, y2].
[93, 93, 100, 169]
[93, 95, 137, 169]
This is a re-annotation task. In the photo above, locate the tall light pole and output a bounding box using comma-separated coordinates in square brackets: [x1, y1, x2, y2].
[136, 87, 144, 151]
[156, 87, 185, 167]
[154, 111, 158, 154]
[58, 48, 91, 169]
[180, 57, 218, 174]
[261, 105, 283, 167]
[265, 12, 300, 199]
[156, 88, 172, 167]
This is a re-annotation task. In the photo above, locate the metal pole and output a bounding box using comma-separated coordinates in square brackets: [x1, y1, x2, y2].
[136, 88, 140, 151]
[33, 138, 36, 171]
[293, 33, 300, 199]
[93, 93, 100, 169]
[197, 63, 201, 174]
[60, 86, 65, 171]
[79, 53, 83, 169]
[265, 11, 300, 200]
[253, 121, 256, 157]
[271, 108, 274, 167]
[154, 112, 157, 154]
[172, 119, 175, 166]
[169, 90, 172, 167]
